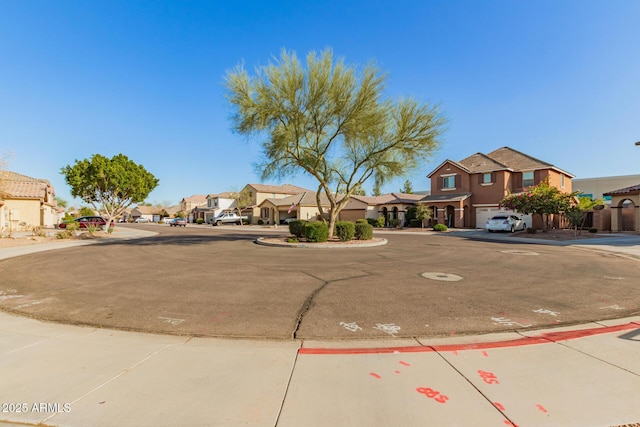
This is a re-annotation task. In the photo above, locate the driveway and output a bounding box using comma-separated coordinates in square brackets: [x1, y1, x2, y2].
[1, 224, 639, 339]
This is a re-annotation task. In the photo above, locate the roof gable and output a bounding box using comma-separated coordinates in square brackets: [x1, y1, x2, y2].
[427, 160, 472, 178]
[458, 153, 510, 173]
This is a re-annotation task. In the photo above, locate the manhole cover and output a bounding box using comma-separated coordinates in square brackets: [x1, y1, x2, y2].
[499, 250, 540, 256]
[421, 272, 463, 282]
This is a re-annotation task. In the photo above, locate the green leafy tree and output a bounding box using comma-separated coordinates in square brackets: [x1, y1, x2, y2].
[401, 180, 414, 194]
[61, 154, 158, 227]
[500, 179, 576, 230]
[230, 188, 253, 226]
[226, 49, 445, 238]
[79, 206, 95, 217]
[414, 203, 432, 229]
[54, 196, 68, 208]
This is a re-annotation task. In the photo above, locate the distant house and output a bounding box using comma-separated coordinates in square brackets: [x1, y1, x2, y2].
[130, 205, 164, 223]
[180, 195, 207, 222]
[422, 147, 574, 229]
[604, 184, 640, 232]
[0, 170, 59, 230]
[241, 183, 313, 224]
[350, 193, 426, 225]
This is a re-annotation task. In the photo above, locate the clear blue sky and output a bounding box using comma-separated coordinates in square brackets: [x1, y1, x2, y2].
[1, 0, 639, 207]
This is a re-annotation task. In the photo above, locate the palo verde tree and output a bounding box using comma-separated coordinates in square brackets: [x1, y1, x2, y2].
[226, 49, 445, 238]
[500, 179, 576, 230]
[61, 154, 158, 226]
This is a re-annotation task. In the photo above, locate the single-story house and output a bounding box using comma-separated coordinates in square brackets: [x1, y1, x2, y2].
[604, 184, 640, 232]
[0, 170, 59, 230]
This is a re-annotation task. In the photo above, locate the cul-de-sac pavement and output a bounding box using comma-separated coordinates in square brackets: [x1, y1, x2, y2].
[1, 225, 640, 427]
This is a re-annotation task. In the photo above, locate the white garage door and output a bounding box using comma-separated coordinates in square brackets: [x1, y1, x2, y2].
[476, 208, 532, 229]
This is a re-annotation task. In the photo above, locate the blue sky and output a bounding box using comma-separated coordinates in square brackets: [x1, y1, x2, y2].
[1, 0, 639, 207]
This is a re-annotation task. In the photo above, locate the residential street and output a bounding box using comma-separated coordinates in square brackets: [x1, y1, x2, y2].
[1, 224, 639, 340]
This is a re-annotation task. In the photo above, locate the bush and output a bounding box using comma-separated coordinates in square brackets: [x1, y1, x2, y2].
[289, 220, 307, 238]
[588, 227, 598, 233]
[376, 216, 386, 228]
[355, 223, 373, 240]
[335, 221, 356, 241]
[409, 218, 422, 228]
[196, 218, 204, 224]
[287, 237, 299, 243]
[355, 218, 368, 224]
[389, 219, 401, 228]
[56, 230, 74, 239]
[258, 219, 264, 225]
[304, 222, 329, 242]
[526, 227, 537, 234]
[433, 223, 448, 232]
[32, 226, 47, 237]
[366, 218, 378, 227]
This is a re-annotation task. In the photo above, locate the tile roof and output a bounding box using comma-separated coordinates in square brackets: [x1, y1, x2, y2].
[458, 153, 509, 173]
[181, 195, 207, 203]
[603, 184, 640, 196]
[485, 147, 552, 171]
[0, 170, 54, 201]
[246, 183, 312, 194]
[421, 193, 472, 203]
[352, 193, 425, 205]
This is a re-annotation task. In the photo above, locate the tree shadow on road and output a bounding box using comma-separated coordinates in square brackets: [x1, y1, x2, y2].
[96, 233, 259, 247]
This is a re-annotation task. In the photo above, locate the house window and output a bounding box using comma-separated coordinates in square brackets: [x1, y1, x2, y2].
[442, 176, 455, 189]
[482, 173, 492, 184]
[560, 175, 565, 188]
[261, 207, 270, 218]
[522, 171, 534, 187]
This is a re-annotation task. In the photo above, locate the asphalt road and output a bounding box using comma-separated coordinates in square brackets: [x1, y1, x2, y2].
[1, 224, 639, 340]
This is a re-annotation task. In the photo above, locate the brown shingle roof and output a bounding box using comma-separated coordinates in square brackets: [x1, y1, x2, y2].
[352, 193, 425, 205]
[485, 147, 551, 171]
[458, 153, 509, 173]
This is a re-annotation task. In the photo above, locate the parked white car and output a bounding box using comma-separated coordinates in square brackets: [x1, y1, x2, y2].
[486, 215, 526, 233]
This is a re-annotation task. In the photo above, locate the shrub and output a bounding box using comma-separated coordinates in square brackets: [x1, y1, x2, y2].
[376, 216, 386, 228]
[335, 221, 356, 241]
[433, 223, 448, 232]
[258, 219, 264, 225]
[196, 218, 204, 224]
[287, 237, 299, 243]
[304, 222, 328, 242]
[355, 223, 373, 240]
[366, 218, 378, 227]
[526, 227, 537, 234]
[588, 227, 598, 233]
[409, 218, 422, 228]
[31, 226, 47, 237]
[355, 218, 368, 224]
[56, 230, 74, 239]
[389, 219, 401, 228]
[289, 220, 307, 238]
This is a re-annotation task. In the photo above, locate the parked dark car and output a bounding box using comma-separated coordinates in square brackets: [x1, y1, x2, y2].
[170, 218, 187, 227]
[58, 216, 107, 230]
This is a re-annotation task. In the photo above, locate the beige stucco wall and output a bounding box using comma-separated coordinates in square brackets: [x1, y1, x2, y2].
[2, 199, 42, 229]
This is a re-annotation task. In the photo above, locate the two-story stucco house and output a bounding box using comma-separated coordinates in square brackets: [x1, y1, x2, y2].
[0, 170, 59, 230]
[241, 183, 312, 224]
[422, 147, 574, 229]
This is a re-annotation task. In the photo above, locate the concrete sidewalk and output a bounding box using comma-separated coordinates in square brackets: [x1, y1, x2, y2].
[1, 312, 639, 426]
[2, 227, 640, 426]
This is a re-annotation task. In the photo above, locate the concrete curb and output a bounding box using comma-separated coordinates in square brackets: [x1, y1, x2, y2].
[255, 236, 388, 248]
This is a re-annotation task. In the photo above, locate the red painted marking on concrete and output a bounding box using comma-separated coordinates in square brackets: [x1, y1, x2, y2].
[536, 404, 548, 413]
[298, 323, 639, 355]
[481, 351, 489, 357]
[399, 361, 410, 367]
[369, 372, 381, 379]
[494, 402, 505, 411]
[540, 322, 638, 342]
[504, 421, 518, 427]
[394, 370, 401, 374]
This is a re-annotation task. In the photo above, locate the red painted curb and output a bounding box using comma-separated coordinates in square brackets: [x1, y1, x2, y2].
[298, 322, 640, 355]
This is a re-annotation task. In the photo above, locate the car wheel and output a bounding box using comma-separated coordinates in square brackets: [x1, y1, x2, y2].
[216, 220, 222, 226]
